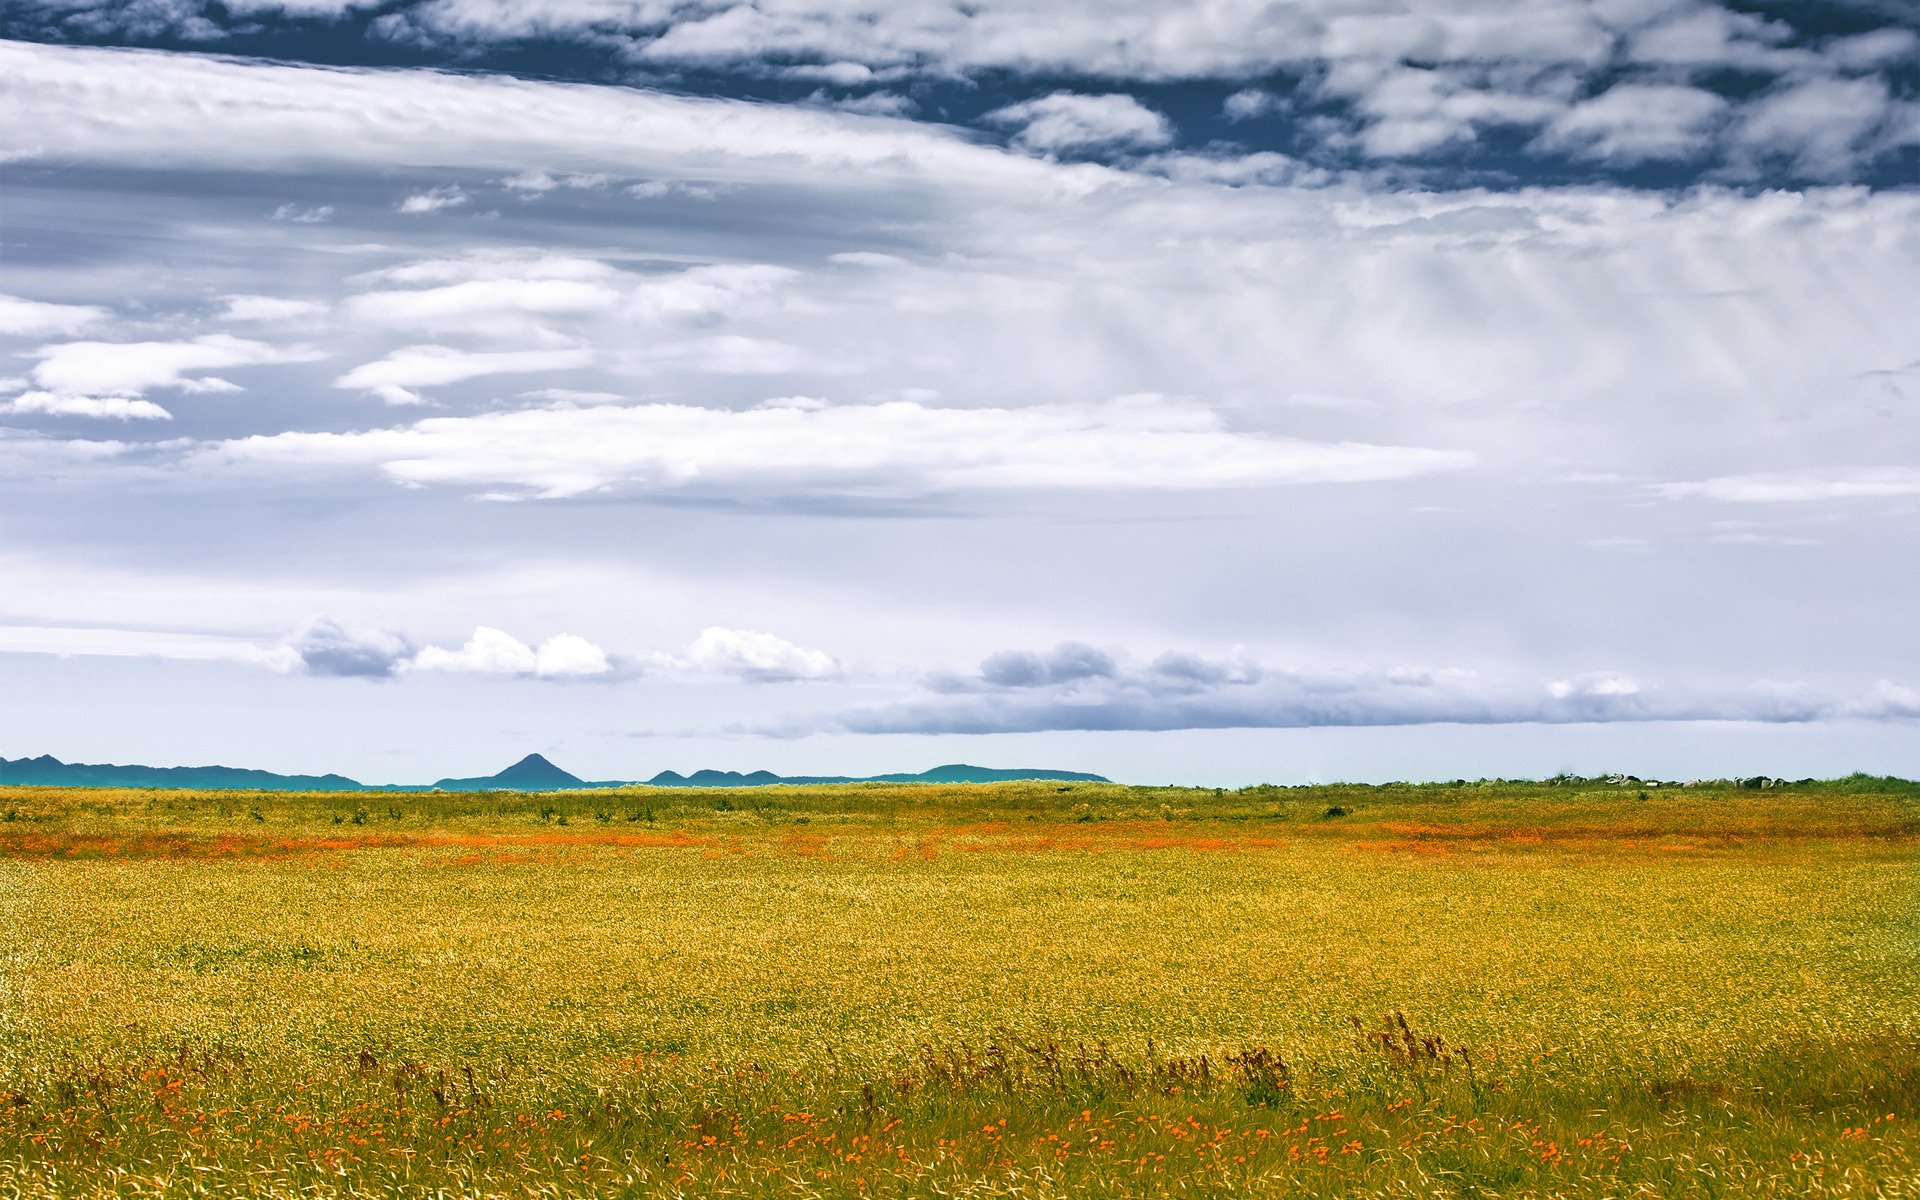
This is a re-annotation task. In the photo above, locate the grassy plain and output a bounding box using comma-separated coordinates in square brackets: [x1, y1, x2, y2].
[0, 776, 1915, 1197]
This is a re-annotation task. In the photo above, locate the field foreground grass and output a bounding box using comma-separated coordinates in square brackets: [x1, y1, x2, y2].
[1, 776, 1916, 1197]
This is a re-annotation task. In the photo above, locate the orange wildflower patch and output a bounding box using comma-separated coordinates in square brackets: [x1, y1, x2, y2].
[0, 827, 715, 862]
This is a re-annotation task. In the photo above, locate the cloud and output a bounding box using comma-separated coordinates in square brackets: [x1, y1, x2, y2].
[1535, 83, 1730, 164]
[987, 92, 1174, 154]
[0, 615, 615, 681]
[1222, 89, 1281, 121]
[500, 170, 610, 193]
[192, 395, 1472, 500]
[398, 184, 470, 213]
[334, 345, 596, 403]
[270, 202, 334, 223]
[3, 391, 173, 420]
[0, 430, 131, 481]
[622, 264, 796, 321]
[664, 627, 839, 681]
[351, 0, 1665, 83]
[1318, 62, 1570, 158]
[1729, 76, 1902, 179]
[1822, 29, 1920, 72]
[0, 41, 1049, 191]
[355, 251, 622, 288]
[1651, 467, 1920, 504]
[975, 642, 1116, 688]
[622, 335, 843, 376]
[25, 334, 322, 397]
[0, 293, 108, 337]
[793, 642, 1920, 734]
[0, 622, 299, 670]
[284, 616, 414, 677]
[220, 294, 330, 322]
[9, 5, 1919, 181]
[339, 260, 789, 340]
[344, 278, 623, 330]
[408, 626, 613, 677]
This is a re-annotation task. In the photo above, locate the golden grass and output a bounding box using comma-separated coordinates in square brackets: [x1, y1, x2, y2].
[0, 777, 1915, 1196]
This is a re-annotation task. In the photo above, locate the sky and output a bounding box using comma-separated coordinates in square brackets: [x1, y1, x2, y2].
[1, 0, 1917, 786]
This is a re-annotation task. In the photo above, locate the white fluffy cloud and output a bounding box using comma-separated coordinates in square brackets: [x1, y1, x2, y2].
[398, 184, 470, 213]
[334, 345, 596, 403]
[351, 0, 1829, 83]
[24, 334, 322, 399]
[665, 627, 840, 681]
[409, 626, 613, 677]
[345, 278, 622, 328]
[987, 92, 1174, 154]
[4, 391, 172, 420]
[1536, 83, 1730, 163]
[1317, 61, 1569, 158]
[0, 293, 108, 337]
[193, 395, 1471, 499]
[1729, 76, 1908, 179]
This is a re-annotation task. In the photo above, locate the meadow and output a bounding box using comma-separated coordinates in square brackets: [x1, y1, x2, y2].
[0, 775, 1915, 1198]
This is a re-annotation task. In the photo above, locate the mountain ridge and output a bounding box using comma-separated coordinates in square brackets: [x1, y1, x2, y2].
[0, 753, 1108, 792]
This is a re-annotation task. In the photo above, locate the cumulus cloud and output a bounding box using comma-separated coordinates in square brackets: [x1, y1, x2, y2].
[344, 278, 622, 333]
[25, 334, 322, 398]
[3, 391, 172, 420]
[1729, 76, 1902, 179]
[662, 627, 839, 681]
[792, 642, 1920, 734]
[1535, 83, 1729, 163]
[220, 294, 330, 323]
[975, 642, 1116, 689]
[334, 345, 596, 403]
[1318, 61, 1569, 158]
[283, 616, 414, 677]
[192, 395, 1471, 500]
[408, 626, 614, 677]
[397, 184, 470, 213]
[0, 293, 108, 337]
[337, 0, 1798, 84]
[987, 92, 1174, 154]
[1222, 88, 1281, 121]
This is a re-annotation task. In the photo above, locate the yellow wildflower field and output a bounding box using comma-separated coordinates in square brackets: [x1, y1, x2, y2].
[0, 778, 1915, 1197]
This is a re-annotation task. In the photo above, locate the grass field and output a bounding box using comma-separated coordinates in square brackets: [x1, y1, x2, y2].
[1, 776, 1916, 1197]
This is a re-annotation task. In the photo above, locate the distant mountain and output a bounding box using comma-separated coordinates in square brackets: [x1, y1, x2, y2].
[0, 752, 1107, 793]
[432, 753, 610, 792]
[643, 764, 1109, 787]
[0, 753, 364, 792]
